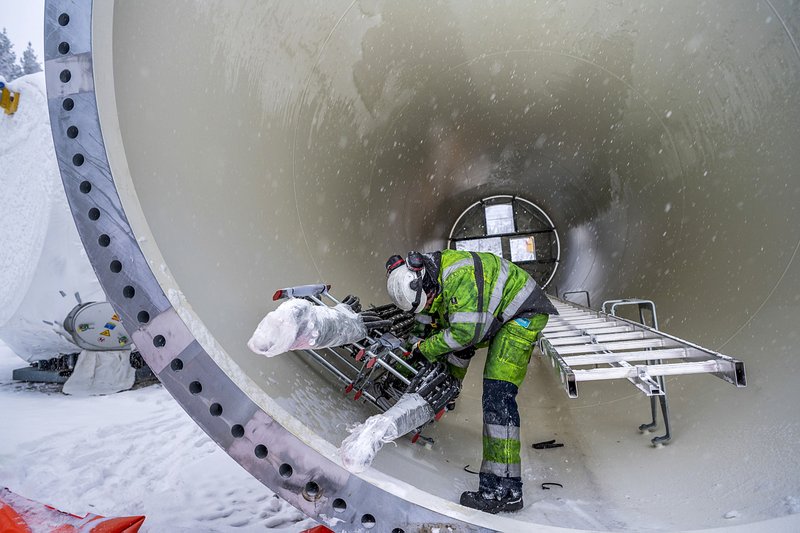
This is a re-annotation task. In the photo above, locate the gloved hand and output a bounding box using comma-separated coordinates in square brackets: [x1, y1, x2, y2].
[406, 361, 461, 414]
[341, 294, 362, 313]
[410, 341, 425, 360]
[359, 309, 393, 333]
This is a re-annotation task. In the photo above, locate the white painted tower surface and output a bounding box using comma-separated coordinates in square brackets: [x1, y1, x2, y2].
[0, 72, 104, 362]
[44, 1, 800, 532]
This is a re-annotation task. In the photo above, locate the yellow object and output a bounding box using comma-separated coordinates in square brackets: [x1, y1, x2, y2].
[1, 86, 21, 115]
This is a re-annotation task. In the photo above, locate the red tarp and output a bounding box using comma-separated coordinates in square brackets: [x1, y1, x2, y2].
[0, 487, 144, 533]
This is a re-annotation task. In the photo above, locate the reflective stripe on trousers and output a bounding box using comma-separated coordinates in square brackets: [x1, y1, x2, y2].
[480, 460, 522, 478]
[480, 378, 523, 480]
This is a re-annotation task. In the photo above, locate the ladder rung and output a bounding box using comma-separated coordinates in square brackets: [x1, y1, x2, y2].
[554, 338, 682, 355]
[548, 317, 612, 327]
[544, 321, 622, 333]
[544, 325, 634, 338]
[548, 331, 658, 347]
[561, 348, 690, 366]
[547, 320, 630, 330]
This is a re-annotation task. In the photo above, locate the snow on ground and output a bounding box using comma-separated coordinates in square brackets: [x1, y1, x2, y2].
[0, 341, 317, 532]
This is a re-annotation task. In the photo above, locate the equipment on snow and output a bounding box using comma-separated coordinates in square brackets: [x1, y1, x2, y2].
[63, 301, 132, 351]
[0, 82, 20, 115]
[62, 349, 136, 396]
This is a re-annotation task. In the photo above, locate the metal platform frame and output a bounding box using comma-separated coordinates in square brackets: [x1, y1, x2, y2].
[540, 297, 746, 444]
[283, 284, 419, 410]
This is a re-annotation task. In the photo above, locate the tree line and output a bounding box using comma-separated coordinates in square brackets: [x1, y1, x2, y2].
[0, 28, 42, 81]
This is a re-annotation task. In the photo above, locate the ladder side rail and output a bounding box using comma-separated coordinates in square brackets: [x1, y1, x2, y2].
[573, 360, 730, 382]
[604, 314, 746, 387]
[540, 339, 579, 398]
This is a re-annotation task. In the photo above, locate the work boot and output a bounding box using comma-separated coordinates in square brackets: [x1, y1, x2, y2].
[459, 490, 523, 514]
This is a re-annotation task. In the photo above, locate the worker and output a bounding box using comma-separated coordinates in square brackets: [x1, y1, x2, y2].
[384, 249, 558, 514]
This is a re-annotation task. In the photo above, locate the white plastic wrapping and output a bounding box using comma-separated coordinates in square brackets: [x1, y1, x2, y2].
[247, 299, 367, 357]
[340, 393, 435, 473]
[62, 350, 135, 396]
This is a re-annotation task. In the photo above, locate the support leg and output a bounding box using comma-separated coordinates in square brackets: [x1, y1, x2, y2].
[651, 378, 672, 445]
[639, 395, 659, 432]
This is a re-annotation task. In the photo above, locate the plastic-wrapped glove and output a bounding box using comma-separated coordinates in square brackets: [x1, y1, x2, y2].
[406, 361, 461, 414]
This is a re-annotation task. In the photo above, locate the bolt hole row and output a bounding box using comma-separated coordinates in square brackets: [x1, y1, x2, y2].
[171, 367, 369, 520]
[52, 15, 381, 531]
[60, 76, 146, 322]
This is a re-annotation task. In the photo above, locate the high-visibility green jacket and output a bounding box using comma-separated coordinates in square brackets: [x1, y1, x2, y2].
[417, 250, 557, 361]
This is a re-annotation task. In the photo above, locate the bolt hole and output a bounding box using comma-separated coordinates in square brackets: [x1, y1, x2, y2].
[304, 481, 320, 498]
[58, 41, 70, 55]
[72, 153, 84, 166]
[169, 358, 183, 371]
[153, 335, 166, 348]
[231, 424, 245, 438]
[279, 464, 293, 478]
[392, 529, 406, 533]
[60, 69, 71, 83]
[210, 403, 223, 416]
[98, 234, 110, 247]
[361, 514, 376, 529]
[62, 98, 74, 111]
[88, 207, 100, 221]
[332, 499, 347, 513]
[189, 381, 202, 394]
[109, 260, 122, 273]
[254, 444, 268, 458]
[122, 285, 135, 298]
[58, 13, 70, 26]
[137, 310, 150, 324]
[67, 125, 78, 138]
[79, 180, 91, 193]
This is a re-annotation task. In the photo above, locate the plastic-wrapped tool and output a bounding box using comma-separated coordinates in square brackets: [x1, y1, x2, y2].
[340, 393, 434, 473]
[339, 361, 461, 472]
[247, 298, 369, 357]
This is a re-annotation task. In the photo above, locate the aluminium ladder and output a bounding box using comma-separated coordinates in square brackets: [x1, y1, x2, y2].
[540, 296, 746, 444]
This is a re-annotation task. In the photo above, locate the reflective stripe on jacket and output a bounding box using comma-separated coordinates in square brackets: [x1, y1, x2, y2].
[418, 250, 557, 361]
